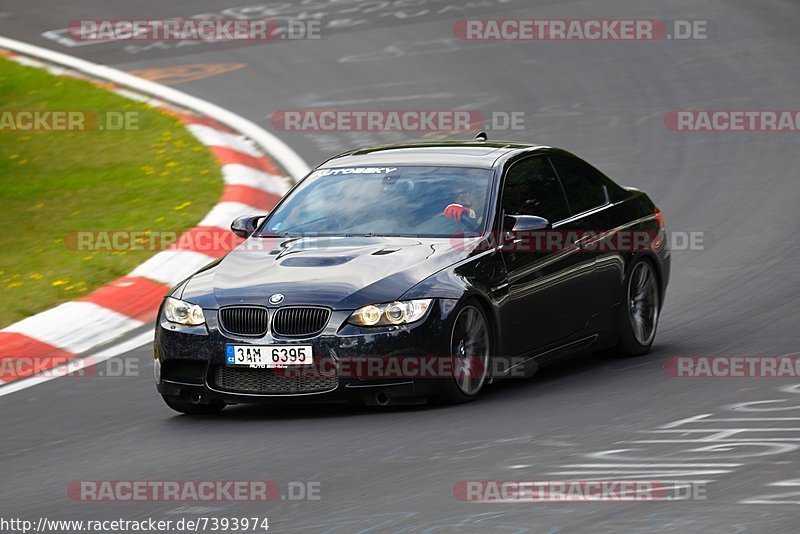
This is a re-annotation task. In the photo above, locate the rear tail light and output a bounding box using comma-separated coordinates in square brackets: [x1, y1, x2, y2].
[654, 207, 664, 230]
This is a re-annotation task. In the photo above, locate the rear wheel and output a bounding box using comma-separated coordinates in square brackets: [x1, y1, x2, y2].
[439, 301, 492, 404]
[615, 258, 660, 357]
[162, 395, 225, 415]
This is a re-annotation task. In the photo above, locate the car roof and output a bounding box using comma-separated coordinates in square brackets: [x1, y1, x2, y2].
[321, 141, 542, 169]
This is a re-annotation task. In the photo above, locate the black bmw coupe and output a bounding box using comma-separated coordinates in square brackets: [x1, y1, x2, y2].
[155, 140, 669, 413]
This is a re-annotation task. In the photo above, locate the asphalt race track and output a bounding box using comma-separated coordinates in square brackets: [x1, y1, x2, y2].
[2, 1, 800, 531]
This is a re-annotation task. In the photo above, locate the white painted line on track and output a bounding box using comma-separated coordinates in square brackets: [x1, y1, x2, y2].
[702, 417, 800, 421]
[630, 439, 800, 442]
[559, 463, 743, 468]
[658, 414, 712, 428]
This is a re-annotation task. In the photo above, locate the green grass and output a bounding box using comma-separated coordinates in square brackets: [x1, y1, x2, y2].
[0, 56, 222, 328]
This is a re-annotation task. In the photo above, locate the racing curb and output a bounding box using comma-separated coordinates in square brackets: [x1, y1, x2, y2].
[0, 39, 308, 386]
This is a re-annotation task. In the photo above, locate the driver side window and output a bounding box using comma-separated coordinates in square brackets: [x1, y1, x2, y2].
[502, 157, 570, 223]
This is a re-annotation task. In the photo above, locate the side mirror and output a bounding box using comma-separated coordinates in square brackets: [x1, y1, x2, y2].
[503, 215, 551, 244]
[231, 215, 266, 238]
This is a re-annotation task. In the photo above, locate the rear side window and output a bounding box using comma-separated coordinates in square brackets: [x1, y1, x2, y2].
[550, 157, 608, 215]
[502, 157, 570, 223]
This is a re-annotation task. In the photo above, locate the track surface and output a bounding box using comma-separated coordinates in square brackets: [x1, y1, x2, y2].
[2, 1, 800, 531]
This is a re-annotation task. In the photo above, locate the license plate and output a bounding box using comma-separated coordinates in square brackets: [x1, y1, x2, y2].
[225, 345, 313, 368]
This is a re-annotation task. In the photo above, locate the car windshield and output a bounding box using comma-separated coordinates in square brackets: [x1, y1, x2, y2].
[259, 165, 494, 237]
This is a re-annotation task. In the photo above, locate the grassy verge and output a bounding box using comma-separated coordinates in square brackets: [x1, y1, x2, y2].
[0, 56, 223, 328]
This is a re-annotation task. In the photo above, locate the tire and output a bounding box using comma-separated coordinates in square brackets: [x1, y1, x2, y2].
[614, 257, 661, 357]
[162, 395, 225, 415]
[438, 300, 492, 404]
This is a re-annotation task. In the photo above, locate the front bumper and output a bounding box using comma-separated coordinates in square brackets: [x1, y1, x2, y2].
[154, 299, 457, 405]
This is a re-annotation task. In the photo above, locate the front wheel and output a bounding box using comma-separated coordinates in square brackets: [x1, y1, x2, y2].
[438, 301, 492, 404]
[614, 258, 660, 357]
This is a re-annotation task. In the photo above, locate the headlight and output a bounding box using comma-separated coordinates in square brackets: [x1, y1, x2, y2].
[164, 297, 206, 326]
[349, 299, 432, 327]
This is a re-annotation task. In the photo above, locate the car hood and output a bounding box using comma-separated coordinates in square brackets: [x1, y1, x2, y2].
[180, 235, 474, 309]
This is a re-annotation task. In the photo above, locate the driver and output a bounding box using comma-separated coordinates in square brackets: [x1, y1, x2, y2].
[443, 184, 480, 222]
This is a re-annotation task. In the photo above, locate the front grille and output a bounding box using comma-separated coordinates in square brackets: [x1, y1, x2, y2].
[271, 307, 330, 337]
[212, 366, 337, 395]
[218, 307, 269, 337]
